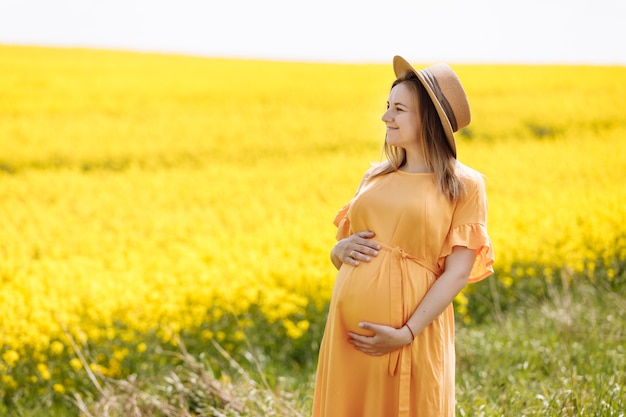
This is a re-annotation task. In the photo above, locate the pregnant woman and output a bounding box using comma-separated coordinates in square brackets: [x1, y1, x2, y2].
[311, 56, 495, 417]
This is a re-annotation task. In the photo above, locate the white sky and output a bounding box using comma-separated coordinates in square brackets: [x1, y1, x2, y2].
[1, 0, 625, 65]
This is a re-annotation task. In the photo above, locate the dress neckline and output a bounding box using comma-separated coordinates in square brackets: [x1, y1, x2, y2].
[394, 169, 435, 176]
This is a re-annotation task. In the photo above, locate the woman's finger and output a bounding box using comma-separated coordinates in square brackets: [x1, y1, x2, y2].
[355, 243, 380, 257]
[345, 250, 359, 265]
[353, 250, 370, 262]
[353, 235, 381, 249]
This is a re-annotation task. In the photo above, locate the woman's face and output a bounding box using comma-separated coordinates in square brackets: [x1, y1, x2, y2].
[382, 82, 420, 149]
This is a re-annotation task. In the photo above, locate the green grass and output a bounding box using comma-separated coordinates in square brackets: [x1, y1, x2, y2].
[456, 279, 625, 416]
[4, 278, 623, 416]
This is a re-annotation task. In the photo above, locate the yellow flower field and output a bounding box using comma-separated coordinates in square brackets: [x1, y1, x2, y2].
[1, 45, 625, 405]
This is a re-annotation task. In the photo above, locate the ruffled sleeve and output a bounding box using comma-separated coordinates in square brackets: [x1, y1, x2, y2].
[332, 167, 375, 241]
[438, 169, 495, 283]
[333, 203, 351, 241]
[440, 223, 494, 283]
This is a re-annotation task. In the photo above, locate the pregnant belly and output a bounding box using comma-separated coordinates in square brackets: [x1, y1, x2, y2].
[333, 253, 434, 335]
[334, 260, 394, 335]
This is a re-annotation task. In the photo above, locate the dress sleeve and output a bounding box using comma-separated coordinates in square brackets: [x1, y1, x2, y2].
[333, 203, 351, 241]
[439, 171, 495, 283]
[332, 167, 375, 241]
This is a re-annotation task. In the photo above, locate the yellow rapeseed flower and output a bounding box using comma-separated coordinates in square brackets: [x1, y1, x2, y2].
[37, 363, 51, 381]
[608, 268, 615, 280]
[501, 276, 514, 288]
[2, 350, 20, 367]
[113, 348, 129, 362]
[50, 340, 64, 356]
[69, 358, 83, 372]
[1, 374, 17, 390]
[283, 319, 308, 340]
[89, 363, 108, 376]
[297, 319, 310, 332]
[107, 359, 121, 377]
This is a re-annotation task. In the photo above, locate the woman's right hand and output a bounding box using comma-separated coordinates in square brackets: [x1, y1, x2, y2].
[331, 231, 381, 268]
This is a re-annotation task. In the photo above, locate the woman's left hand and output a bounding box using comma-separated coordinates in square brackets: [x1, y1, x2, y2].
[347, 322, 413, 356]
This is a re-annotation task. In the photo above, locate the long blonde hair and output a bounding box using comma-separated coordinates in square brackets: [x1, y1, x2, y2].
[368, 72, 464, 201]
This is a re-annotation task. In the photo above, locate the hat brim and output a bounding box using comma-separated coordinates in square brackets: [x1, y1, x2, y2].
[393, 56, 456, 157]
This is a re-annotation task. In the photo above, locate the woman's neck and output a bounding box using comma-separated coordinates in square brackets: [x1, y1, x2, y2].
[400, 149, 431, 173]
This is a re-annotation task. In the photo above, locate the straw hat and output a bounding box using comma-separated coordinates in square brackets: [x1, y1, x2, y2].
[393, 55, 471, 158]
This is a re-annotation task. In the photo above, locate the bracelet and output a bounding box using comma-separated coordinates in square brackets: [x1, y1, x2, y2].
[403, 323, 415, 341]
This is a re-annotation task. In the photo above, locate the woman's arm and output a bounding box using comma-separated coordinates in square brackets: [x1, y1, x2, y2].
[402, 246, 475, 337]
[347, 245, 476, 355]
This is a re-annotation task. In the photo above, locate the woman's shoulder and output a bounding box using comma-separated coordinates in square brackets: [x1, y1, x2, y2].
[455, 161, 485, 183]
[361, 161, 392, 182]
[366, 161, 389, 175]
[349, 163, 388, 196]
[455, 161, 487, 195]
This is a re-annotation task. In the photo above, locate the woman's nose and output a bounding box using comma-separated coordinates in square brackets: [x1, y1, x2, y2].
[381, 109, 392, 122]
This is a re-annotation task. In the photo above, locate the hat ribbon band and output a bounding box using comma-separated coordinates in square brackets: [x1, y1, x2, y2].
[420, 68, 458, 132]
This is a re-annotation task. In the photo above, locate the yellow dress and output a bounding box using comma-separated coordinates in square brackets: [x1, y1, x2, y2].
[312, 165, 494, 417]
